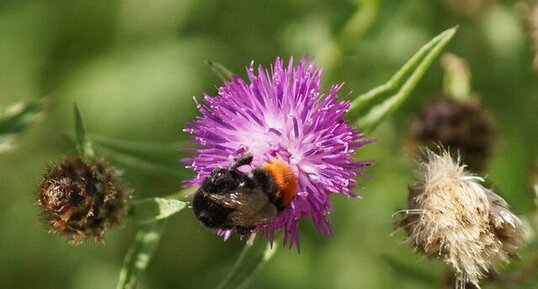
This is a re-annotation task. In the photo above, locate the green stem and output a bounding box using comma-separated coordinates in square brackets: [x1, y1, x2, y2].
[216, 239, 277, 289]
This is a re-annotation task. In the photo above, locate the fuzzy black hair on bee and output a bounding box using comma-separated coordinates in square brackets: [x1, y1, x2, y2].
[192, 153, 298, 235]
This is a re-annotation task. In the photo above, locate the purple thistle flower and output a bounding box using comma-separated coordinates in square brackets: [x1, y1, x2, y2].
[183, 57, 371, 250]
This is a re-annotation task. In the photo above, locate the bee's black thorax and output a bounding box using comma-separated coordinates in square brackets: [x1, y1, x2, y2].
[250, 168, 285, 211]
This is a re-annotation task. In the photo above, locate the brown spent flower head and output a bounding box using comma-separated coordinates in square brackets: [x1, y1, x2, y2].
[396, 149, 525, 288]
[407, 96, 495, 174]
[37, 156, 128, 243]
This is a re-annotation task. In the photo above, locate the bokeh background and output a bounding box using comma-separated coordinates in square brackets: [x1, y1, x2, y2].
[1, 0, 538, 288]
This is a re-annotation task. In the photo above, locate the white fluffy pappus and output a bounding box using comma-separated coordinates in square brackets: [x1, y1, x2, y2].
[397, 149, 525, 288]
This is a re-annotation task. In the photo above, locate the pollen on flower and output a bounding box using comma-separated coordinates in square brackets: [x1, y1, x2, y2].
[36, 156, 129, 243]
[396, 149, 525, 288]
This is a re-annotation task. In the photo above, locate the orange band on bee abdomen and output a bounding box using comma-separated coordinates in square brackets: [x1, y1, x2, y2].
[261, 160, 298, 206]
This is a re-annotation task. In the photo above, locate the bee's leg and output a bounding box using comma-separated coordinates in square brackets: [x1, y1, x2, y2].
[229, 152, 254, 171]
[235, 225, 255, 236]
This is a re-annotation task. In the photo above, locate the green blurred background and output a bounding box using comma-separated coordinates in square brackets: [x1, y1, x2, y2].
[1, 0, 537, 288]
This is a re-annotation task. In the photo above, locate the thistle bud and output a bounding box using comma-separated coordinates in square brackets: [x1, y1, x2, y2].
[396, 149, 525, 288]
[37, 156, 128, 243]
[407, 97, 495, 173]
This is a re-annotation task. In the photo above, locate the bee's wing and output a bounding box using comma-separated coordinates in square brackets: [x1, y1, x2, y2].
[228, 202, 278, 226]
[207, 188, 277, 226]
[206, 188, 268, 210]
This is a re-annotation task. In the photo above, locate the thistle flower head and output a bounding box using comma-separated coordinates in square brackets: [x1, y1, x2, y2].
[407, 96, 495, 173]
[37, 156, 128, 243]
[397, 149, 524, 288]
[183, 57, 371, 249]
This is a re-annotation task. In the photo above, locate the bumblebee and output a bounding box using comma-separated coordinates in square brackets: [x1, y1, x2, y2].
[192, 153, 298, 234]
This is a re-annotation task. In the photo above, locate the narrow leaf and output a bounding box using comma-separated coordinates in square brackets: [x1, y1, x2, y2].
[73, 104, 95, 158]
[116, 221, 166, 289]
[348, 27, 458, 133]
[128, 197, 187, 224]
[217, 240, 277, 289]
[381, 254, 438, 285]
[164, 186, 198, 201]
[205, 60, 233, 82]
[98, 145, 190, 179]
[90, 133, 188, 155]
[0, 101, 43, 153]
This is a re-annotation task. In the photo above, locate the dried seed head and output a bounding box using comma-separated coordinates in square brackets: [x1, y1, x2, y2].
[407, 97, 495, 173]
[37, 156, 128, 243]
[396, 149, 525, 288]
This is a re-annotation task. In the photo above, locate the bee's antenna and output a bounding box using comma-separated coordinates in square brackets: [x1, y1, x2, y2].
[229, 153, 254, 171]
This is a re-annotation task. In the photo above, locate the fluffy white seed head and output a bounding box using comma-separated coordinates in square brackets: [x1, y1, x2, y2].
[398, 149, 525, 288]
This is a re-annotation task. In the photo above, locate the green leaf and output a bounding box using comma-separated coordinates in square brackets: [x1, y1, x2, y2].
[381, 254, 438, 285]
[116, 221, 166, 289]
[0, 101, 43, 153]
[128, 197, 187, 224]
[97, 145, 191, 179]
[164, 186, 198, 201]
[73, 104, 95, 158]
[347, 27, 458, 133]
[205, 60, 233, 82]
[90, 133, 188, 155]
[216, 239, 277, 289]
